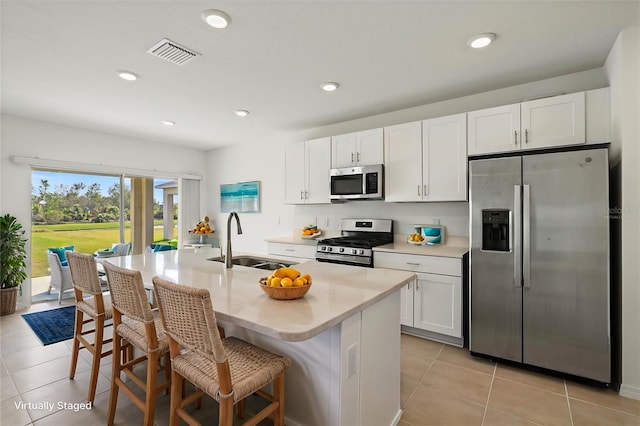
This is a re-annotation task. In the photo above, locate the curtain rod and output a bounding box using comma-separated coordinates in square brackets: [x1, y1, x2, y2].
[10, 156, 202, 180]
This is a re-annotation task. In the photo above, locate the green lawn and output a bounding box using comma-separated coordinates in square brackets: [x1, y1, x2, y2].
[31, 221, 176, 277]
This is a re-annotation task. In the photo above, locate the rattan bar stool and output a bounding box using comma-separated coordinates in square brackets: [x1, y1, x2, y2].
[102, 261, 171, 426]
[66, 251, 114, 404]
[152, 276, 291, 426]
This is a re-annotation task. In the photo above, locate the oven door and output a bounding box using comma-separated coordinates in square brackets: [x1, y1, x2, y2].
[316, 252, 373, 267]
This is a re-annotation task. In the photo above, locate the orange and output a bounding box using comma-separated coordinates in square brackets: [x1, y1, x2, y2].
[280, 277, 293, 288]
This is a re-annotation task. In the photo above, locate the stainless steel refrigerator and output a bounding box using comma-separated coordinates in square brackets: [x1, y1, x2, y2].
[469, 147, 610, 383]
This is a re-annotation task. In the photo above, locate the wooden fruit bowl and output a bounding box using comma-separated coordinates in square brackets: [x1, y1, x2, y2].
[259, 277, 311, 300]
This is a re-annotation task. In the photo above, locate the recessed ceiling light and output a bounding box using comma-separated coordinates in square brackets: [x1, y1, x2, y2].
[117, 70, 139, 81]
[161, 120, 175, 126]
[320, 82, 340, 92]
[234, 110, 249, 117]
[468, 33, 496, 49]
[201, 9, 231, 29]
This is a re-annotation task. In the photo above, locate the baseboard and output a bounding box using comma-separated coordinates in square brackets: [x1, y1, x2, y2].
[619, 383, 640, 401]
[390, 408, 403, 426]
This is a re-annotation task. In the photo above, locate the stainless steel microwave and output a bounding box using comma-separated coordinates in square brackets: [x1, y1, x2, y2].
[330, 164, 383, 201]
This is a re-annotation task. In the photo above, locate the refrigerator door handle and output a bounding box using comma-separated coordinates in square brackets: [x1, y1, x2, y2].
[523, 184, 531, 288]
[514, 185, 522, 288]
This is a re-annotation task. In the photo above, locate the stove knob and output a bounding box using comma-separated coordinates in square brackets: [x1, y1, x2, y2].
[352, 249, 358, 254]
[339, 248, 344, 253]
[327, 247, 333, 252]
[358, 249, 365, 255]
[320, 246, 326, 251]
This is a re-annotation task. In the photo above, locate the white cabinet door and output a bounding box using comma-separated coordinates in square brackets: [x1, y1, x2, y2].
[305, 137, 331, 204]
[384, 121, 422, 202]
[467, 104, 521, 155]
[413, 272, 461, 338]
[331, 133, 357, 168]
[332, 128, 383, 168]
[284, 138, 331, 204]
[284, 141, 306, 204]
[521, 92, 585, 149]
[356, 128, 384, 166]
[422, 113, 467, 201]
[400, 280, 414, 327]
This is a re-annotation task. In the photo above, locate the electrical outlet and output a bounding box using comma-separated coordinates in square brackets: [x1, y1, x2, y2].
[347, 343, 357, 379]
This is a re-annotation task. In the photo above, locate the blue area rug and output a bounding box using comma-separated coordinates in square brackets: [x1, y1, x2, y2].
[22, 305, 76, 346]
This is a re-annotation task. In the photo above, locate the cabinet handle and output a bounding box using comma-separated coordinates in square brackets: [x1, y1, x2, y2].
[300, 191, 304, 200]
[416, 281, 420, 291]
[351, 152, 354, 162]
[525, 129, 529, 144]
[305, 190, 308, 199]
[407, 282, 412, 290]
[417, 185, 421, 196]
[406, 262, 420, 266]
[423, 184, 427, 196]
[356, 152, 360, 162]
[285, 248, 295, 252]
[514, 130, 518, 145]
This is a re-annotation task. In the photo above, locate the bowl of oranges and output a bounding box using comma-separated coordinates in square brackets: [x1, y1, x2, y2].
[300, 225, 322, 239]
[259, 267, 312, 300]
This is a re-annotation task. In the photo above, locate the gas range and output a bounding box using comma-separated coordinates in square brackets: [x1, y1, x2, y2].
[316, 219, 393, 267]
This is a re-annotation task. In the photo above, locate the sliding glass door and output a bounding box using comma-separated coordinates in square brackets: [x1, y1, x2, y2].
[30, 169, 177, 301]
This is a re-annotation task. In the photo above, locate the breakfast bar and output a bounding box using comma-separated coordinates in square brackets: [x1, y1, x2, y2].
[103, 250, 416, 426]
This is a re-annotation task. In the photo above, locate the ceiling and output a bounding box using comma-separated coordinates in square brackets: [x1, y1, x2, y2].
[1, 1, 638, 151]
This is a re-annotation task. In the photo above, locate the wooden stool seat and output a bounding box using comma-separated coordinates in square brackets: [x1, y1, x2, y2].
[153, 276, 290, 426]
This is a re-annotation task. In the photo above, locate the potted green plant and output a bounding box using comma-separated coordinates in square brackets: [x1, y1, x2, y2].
[0, 214, 27, 315]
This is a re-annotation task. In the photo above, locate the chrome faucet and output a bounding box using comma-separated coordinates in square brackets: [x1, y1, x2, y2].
[225, 212, 243, 268]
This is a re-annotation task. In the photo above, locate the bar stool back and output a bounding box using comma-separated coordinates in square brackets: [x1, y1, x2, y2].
[102, 261, 170, 426]
[153, 276, 291, 426]
[66, 251, 113, 404]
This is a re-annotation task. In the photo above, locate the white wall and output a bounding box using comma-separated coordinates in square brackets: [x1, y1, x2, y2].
[0, 114, 208, 308]
[206, 68, 608, 254]
[605, 26, 640, 400]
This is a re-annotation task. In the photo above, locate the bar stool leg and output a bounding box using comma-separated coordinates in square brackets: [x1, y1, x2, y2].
[69, 309, 83, 379]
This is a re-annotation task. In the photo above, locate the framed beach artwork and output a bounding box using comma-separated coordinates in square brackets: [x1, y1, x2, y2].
[220, 181, 261, 213]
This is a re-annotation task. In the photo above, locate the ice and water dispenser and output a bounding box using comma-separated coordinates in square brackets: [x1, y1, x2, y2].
[481, 209, 510, 251]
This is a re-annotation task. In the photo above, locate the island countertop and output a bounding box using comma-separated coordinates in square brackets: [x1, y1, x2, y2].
[102, 250, 415, 342]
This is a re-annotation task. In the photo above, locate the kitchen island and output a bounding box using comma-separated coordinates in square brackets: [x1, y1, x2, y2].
[103, 250, 416, 426]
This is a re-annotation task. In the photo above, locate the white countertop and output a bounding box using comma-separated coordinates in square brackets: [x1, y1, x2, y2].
[264, 230, 339, 245]
[102, 250, 415, 342]
[373, 235, 469, 258]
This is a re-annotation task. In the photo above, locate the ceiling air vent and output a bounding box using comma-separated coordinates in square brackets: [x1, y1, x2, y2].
[147, 38, 200, 66]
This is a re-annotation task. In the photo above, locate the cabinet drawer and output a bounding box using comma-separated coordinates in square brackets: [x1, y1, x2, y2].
[375, 252, 460, 276]
[267, 242, 316, 259]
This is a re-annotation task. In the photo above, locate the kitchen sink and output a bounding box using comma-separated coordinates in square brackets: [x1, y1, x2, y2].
[207, 255, 297, 271]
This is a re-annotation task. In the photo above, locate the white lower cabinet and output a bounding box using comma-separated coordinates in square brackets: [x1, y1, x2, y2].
[266, 242, 317, 260]
[376, 251, 462, 338]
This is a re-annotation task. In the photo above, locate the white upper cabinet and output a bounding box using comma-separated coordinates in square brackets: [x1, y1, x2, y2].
[331, 128, 384, 168]
[384, 121, 422, 202]
[422, 113, 467, 201]
[521, 92, 585, 149]
[467, 104, 521, 155]
[384, 114, 467, 202]
[468, 91, 587, 155]
[284, 137, 331, 204]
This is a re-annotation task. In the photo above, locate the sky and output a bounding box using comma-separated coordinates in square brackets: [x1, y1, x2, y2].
[31, 170, 172, 202]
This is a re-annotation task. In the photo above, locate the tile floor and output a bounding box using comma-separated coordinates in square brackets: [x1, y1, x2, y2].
[1, 301, 639, 425]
